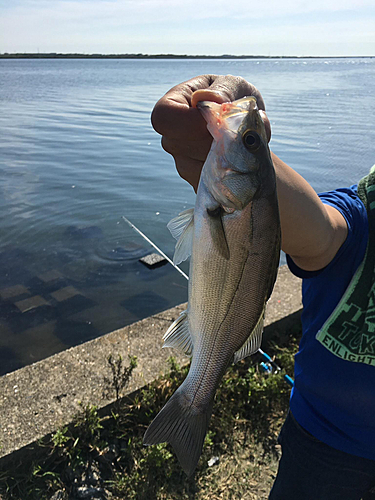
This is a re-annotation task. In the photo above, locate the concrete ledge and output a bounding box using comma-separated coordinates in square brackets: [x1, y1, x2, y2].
[0, 265, 302, 463]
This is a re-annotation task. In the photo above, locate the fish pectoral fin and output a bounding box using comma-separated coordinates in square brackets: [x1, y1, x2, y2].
[209, 211, 230, 260]
[162, 310, 193, 356]
[233, 306, 265, 364]
[143, 388, 213, 477]
[167, 208, 194, 265]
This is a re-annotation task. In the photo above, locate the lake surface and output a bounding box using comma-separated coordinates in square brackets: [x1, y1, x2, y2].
[0, 57, 374, 375]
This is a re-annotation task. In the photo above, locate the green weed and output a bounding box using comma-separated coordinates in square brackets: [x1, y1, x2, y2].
[0, 334, 299, 500]
[103, 354, 138, 401]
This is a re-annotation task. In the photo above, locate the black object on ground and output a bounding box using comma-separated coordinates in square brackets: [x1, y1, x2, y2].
[139, 253, 168, 269]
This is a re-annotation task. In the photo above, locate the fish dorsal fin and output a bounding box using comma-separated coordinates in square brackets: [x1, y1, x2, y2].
[167, 209, 194, 265]
[162, 310, 193, 357]
[233, 306, 265, 364]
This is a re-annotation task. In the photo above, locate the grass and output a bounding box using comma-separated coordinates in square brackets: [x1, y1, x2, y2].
[0, 333, 299, 500]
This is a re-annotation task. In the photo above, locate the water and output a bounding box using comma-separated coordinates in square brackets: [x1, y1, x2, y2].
[0, 57, 374, 375]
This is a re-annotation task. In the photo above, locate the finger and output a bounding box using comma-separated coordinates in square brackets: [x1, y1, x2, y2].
[158, 75, 218, 107]
[151, 100, 207, 141]
[161, 136, 211, 163]
[191, 75, 266, 110]
[151, 75, 218, 138]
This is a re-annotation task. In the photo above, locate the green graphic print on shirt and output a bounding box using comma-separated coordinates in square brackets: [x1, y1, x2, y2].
[316, 167, 375, 365]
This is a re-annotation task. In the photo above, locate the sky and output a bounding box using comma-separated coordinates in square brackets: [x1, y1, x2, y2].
[0, 0, 374, 56]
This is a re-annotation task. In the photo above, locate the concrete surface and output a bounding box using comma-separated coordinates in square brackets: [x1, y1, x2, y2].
[0, 265, 302, 463]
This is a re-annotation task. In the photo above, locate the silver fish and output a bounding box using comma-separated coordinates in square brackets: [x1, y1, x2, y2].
[143, 96, 281, 476]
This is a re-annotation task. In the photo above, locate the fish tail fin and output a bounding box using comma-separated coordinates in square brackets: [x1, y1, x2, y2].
[143, 388, 213, 476]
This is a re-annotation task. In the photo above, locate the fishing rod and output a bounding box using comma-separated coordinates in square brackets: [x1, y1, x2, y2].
[122, 216, 189, 280]
[122, 215, 294, 387]
[258, 348, 294, 387]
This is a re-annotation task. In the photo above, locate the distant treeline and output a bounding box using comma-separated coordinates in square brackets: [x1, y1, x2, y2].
[2, 53, 289, 59]
[0, 53, 372, 60]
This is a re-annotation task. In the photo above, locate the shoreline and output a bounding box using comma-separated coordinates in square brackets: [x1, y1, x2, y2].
[0, 265, 301, 463]
[1, 53, 373, 59]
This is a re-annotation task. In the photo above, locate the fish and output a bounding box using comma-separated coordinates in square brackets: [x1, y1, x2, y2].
[143, 96, 281, 476]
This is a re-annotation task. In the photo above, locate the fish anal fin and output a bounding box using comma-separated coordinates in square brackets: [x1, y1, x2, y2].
[233, 307, 265, 364]
[162, 311, 193, 357]
[167, 209, 194, 265]
[143, 388, 213, 477]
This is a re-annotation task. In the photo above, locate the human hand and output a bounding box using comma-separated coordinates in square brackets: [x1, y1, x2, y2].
[151, 74, 271, 191]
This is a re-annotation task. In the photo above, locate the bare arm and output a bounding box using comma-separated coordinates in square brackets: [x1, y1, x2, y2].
[152, 75, 348, 272]
[271, 153, 347, 271]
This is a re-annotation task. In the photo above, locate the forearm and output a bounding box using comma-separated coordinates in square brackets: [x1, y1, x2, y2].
[271, 153, 348, 271]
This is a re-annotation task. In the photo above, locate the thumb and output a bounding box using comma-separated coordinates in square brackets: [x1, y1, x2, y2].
[191, 75, 266, 110]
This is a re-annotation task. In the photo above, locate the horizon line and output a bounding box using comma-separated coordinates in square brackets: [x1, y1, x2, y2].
[0, 52, 374, 59]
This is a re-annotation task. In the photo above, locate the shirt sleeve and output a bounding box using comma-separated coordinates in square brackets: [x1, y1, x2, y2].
[287, 185, 368, 279]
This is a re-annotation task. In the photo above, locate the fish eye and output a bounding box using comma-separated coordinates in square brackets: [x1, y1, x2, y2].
[242, 130, 261, 151]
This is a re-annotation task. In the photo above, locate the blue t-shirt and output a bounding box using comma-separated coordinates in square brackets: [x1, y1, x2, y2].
[287, 185, 375, 460]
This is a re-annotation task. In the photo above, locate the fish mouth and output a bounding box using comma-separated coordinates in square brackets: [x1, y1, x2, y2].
[197, 96, 258, 119]
[197, 97, 259, 141]
[221, 96, 258, 117]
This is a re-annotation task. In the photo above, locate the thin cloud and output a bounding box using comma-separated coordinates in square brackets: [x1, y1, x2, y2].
[0, 0, 374, 55]
[2, 0, 374, 24]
